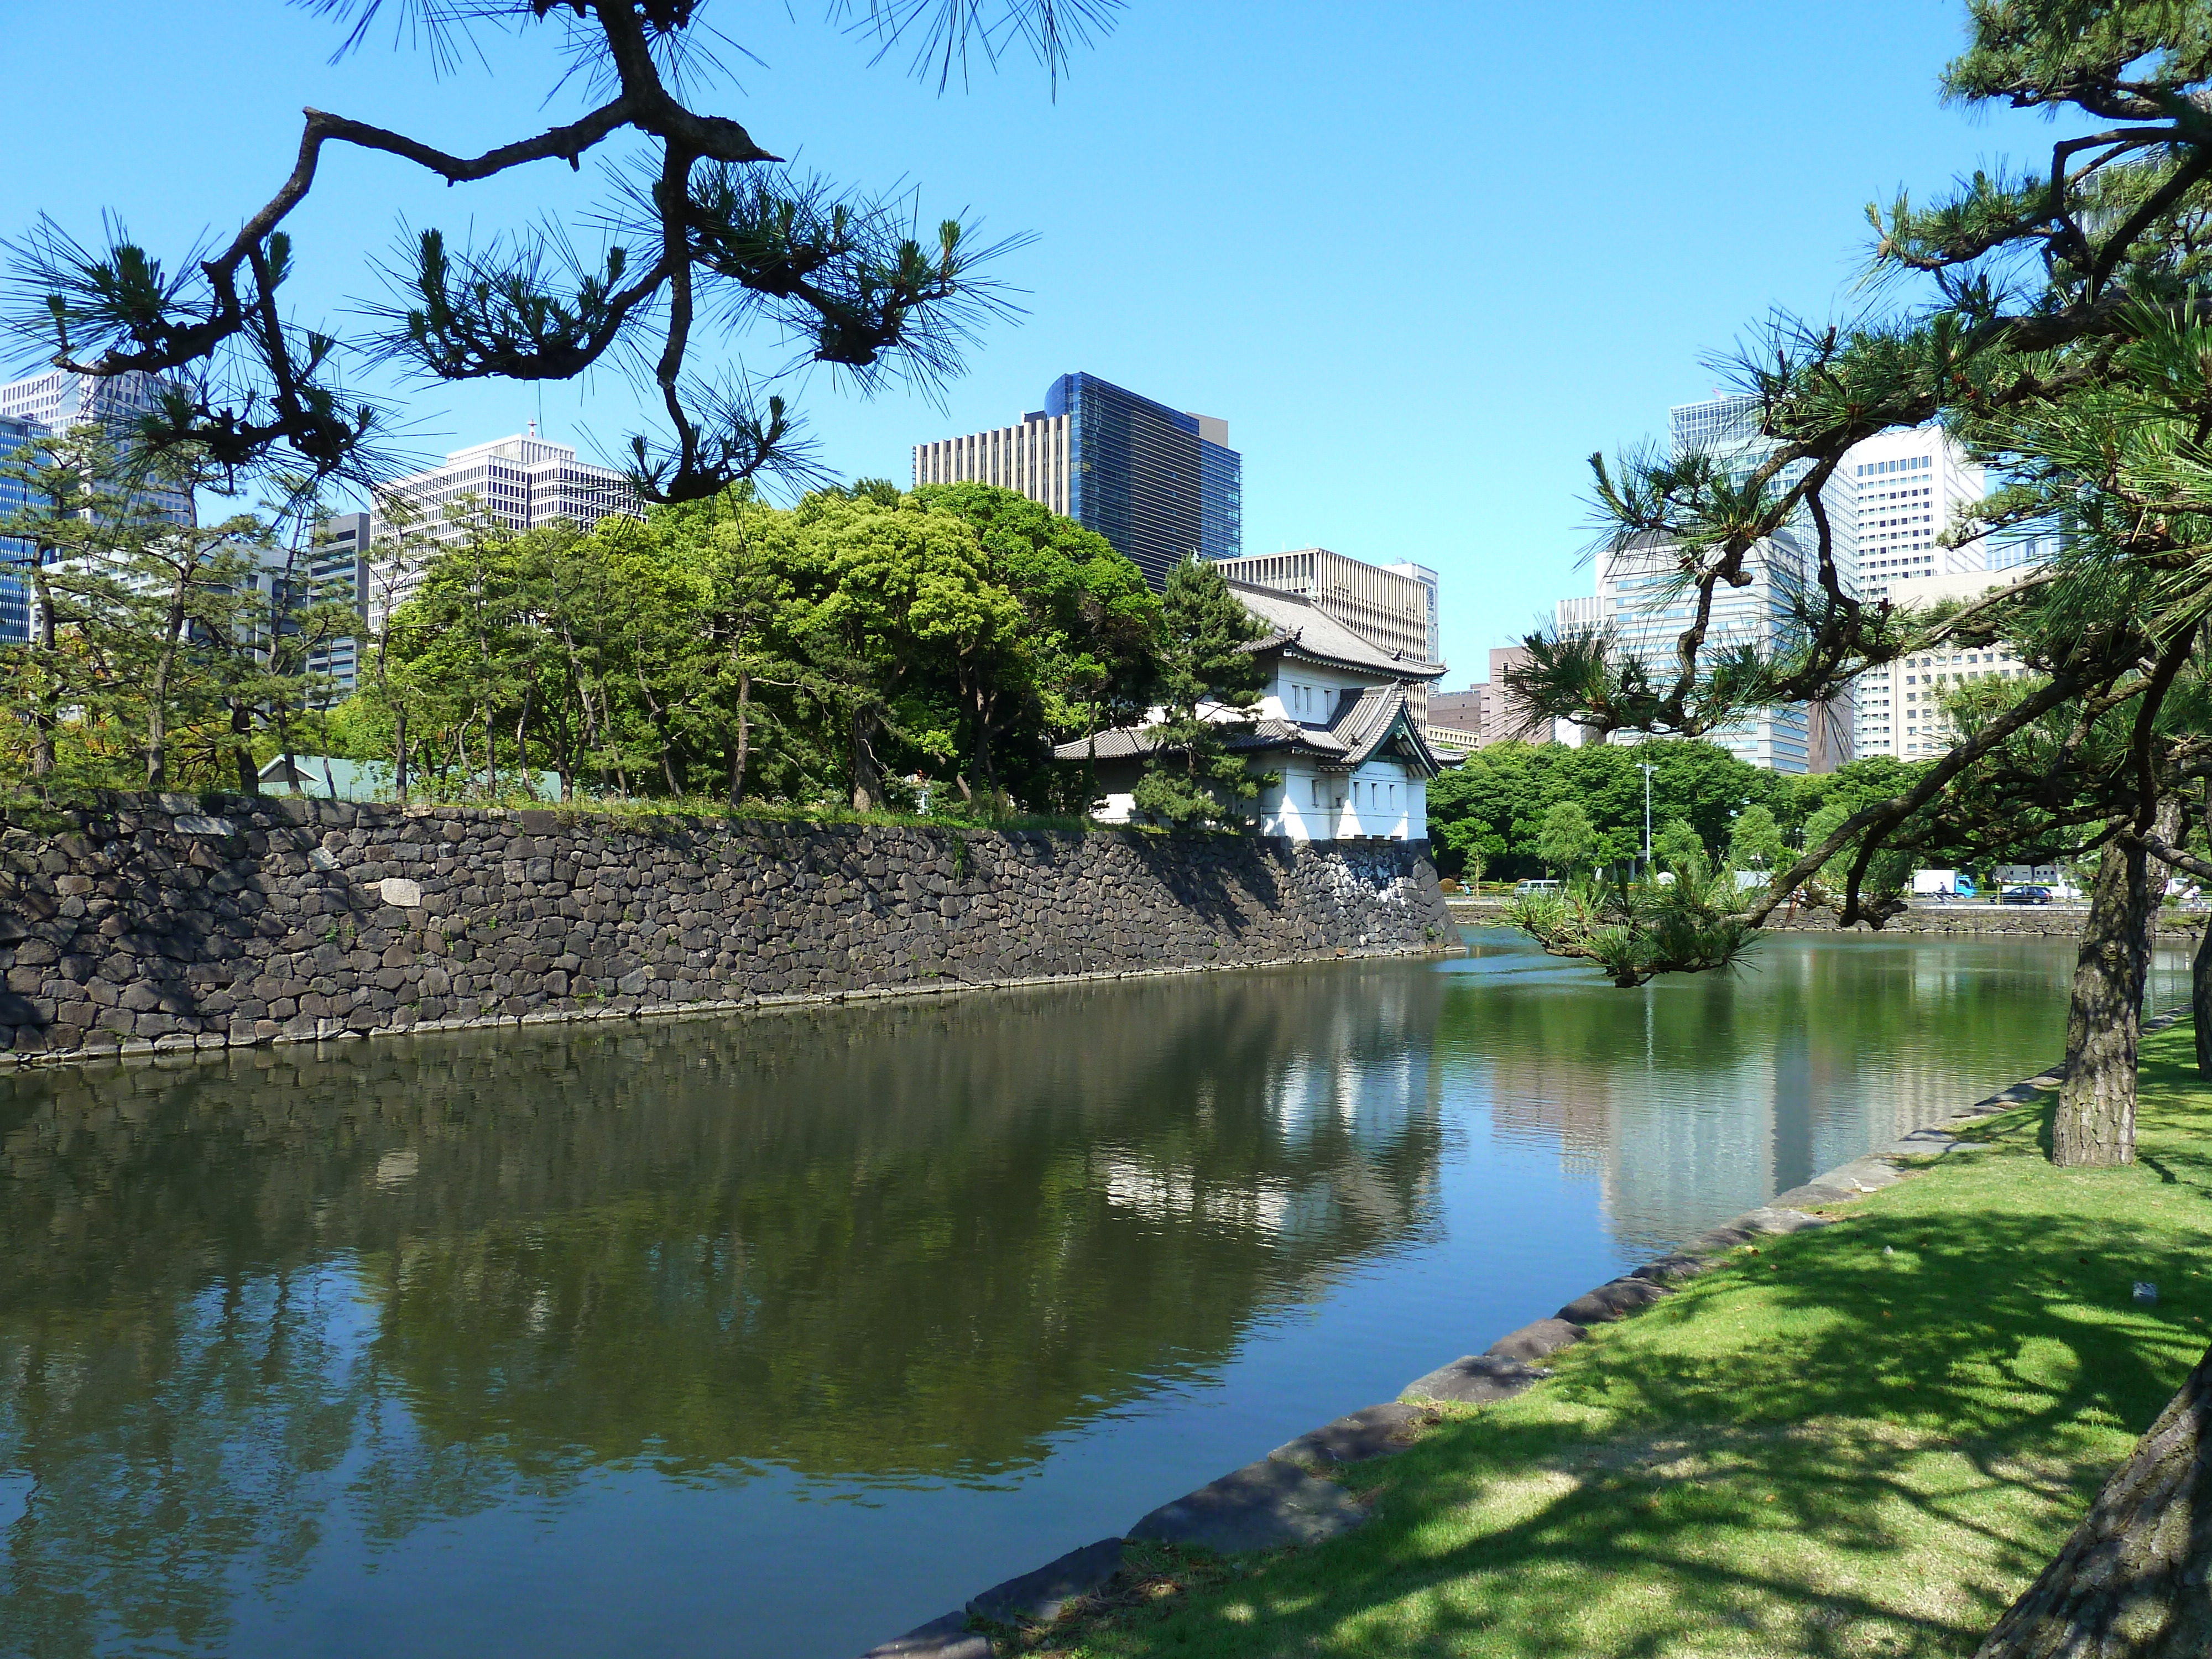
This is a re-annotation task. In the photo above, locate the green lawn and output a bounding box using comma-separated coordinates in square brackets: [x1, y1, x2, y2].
[1044, 1024, 2212, 1658]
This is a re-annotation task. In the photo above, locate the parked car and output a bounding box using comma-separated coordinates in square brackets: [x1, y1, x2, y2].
[2001, 884, 2052, 905]
[1511, 879, 1563, 898]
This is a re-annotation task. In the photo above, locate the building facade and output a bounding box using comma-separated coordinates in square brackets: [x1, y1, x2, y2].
[914, 372, 1240, 588]
[367, 429, 638, 623]
[0, 413, 39, 645]
[305, 511, 371, 698]
[0, 367, 192, 525]
[1545, 400, 1995, 774]
[1208, 546, 1442, 724]
[1054, 582, 1444, 841]
[1854, 567, 2036, 760]
[1209, 548, 1439, 662]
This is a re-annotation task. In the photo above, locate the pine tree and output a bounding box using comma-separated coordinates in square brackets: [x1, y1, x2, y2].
[1129, 557, 1271, 830]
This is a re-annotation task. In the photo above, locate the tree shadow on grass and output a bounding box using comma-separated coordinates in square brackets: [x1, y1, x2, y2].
[1067, 1075, 2212, 1658]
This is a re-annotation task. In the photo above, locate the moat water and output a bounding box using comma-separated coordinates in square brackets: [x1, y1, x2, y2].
[0, 932, 2187, 1658]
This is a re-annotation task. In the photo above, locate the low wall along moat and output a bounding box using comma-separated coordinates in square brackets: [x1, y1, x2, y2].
[0, 794, 1458, 1064]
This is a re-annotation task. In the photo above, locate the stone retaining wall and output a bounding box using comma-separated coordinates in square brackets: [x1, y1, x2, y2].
[0, 794, 1457, 1065]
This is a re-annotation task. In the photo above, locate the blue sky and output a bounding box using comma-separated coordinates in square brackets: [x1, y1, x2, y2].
[8, 1, 2061, 687]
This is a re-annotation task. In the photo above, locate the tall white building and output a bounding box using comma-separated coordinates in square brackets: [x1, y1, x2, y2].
[367, 428, 638, 622]
[1845, 428, 1988, 600]
[0, 367, 191, 523]
[1844, 428, 1990, 759]
[1554, 397, 1994, 772]
[1854, 567, 2036, 760]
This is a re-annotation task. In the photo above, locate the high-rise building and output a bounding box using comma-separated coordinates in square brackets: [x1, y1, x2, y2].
[1855, 567, 2036, 761]
[914, 372, 1240, 588]
[0, 413, 39, 645]
[1845, 429, 1988, 601]
[0, 367, 191, 524]
[1841, 429, 1988, 759]
[1210, 549, 1438, 661]
[367, 428, 638, 623]
[1214, 547, 1441, 723]
[1546, 395, 1995, 772]
[306, 511, 371, 698]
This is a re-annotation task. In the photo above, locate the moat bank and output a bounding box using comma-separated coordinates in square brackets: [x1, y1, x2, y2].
[0, 794, 1455, 1063]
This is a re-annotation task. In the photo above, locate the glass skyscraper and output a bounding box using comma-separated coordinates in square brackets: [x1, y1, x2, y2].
[914, 372, 1240, 589]
[0, 413, 39, 646]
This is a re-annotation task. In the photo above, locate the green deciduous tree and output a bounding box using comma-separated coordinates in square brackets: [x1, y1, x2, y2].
[1728, 803, 1786, 871]
[1536, 799, 1599, 877]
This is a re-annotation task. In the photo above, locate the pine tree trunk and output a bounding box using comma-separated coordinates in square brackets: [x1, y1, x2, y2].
[2058, 834, 2146, 1167]
[1974, 1342, 2212, 1657]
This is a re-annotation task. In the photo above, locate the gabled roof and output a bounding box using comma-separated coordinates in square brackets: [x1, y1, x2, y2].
[1226, 581, 1447, 681]
[1052, 683, 1444, 779]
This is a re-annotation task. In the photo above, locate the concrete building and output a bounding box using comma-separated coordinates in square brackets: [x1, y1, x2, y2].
[1855, 567, 2037, 760]
[914, 372, 1239, 588]
[1209, 549, 1439, 662]
[1209, 547, 1441, 724]
[1425, 644, 1565, 756]
[1546, 400, 1992, 774]
[306, 511, 371, 698]
[1053, 581, 1444, 841]
[0, 367, 192, 528]
[367, 428, 638, 623]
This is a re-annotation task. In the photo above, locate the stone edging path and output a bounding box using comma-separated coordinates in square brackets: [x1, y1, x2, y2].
[855, 1014, 2184, 1658]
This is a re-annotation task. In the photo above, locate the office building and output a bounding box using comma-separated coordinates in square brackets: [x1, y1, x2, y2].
[0, 367, 191, 524]
[1425, 644, 1569, 754]
[367, 427, 638, 622]
[1847, 428, 1989, 601]
[1211, 549, 1438, 662]
[914, 372, 1240, 588]
[306, 511, 371, 698]
[1855, 567, 2036, 760]
[1843, 428, 1990, 760]
[0, 413, 39, 645]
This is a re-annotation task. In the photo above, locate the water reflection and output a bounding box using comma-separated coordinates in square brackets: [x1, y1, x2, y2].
[0, 937, 2149, 1658]
[1448, 933, 2187, 1254]
[0, 967, 1442, 1657]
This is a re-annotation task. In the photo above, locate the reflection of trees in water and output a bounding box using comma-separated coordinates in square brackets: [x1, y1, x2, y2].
[0, 965, 1444, 1656]
[1448, 937, 2084, 1253]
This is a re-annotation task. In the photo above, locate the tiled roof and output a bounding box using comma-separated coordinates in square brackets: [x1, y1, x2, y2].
[1051, 686, 1442, 778]
[1226, 582, 1446, 681]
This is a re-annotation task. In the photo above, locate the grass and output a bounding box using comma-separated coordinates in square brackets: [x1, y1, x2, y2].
[1038, 1022, 2212, 1659]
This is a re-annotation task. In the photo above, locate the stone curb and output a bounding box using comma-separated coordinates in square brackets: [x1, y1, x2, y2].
[847, 1024, 2160, 1656]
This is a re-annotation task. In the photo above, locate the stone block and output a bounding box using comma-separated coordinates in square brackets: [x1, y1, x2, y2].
[1270, 1402, 1434, 1466]
[859, 1612, 992, 1659]
[966, 1536, 1124, 1627]
[1556, 1277, 1672, 1326]
[1404, 1355, 1550, 1405]
[379, 878, 422, 908]
[1128, 1457, 1368, 1554]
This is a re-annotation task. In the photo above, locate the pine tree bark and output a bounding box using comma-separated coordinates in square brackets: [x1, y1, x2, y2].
[1974, 1342, 2212, 1657]
[2058, 833, 2146, 1166]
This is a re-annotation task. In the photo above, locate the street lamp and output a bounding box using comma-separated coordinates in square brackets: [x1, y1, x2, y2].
[1637, 761, 1656, 877]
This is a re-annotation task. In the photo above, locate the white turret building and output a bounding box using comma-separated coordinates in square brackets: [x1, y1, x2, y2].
[1055, 582, 1446, 841]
